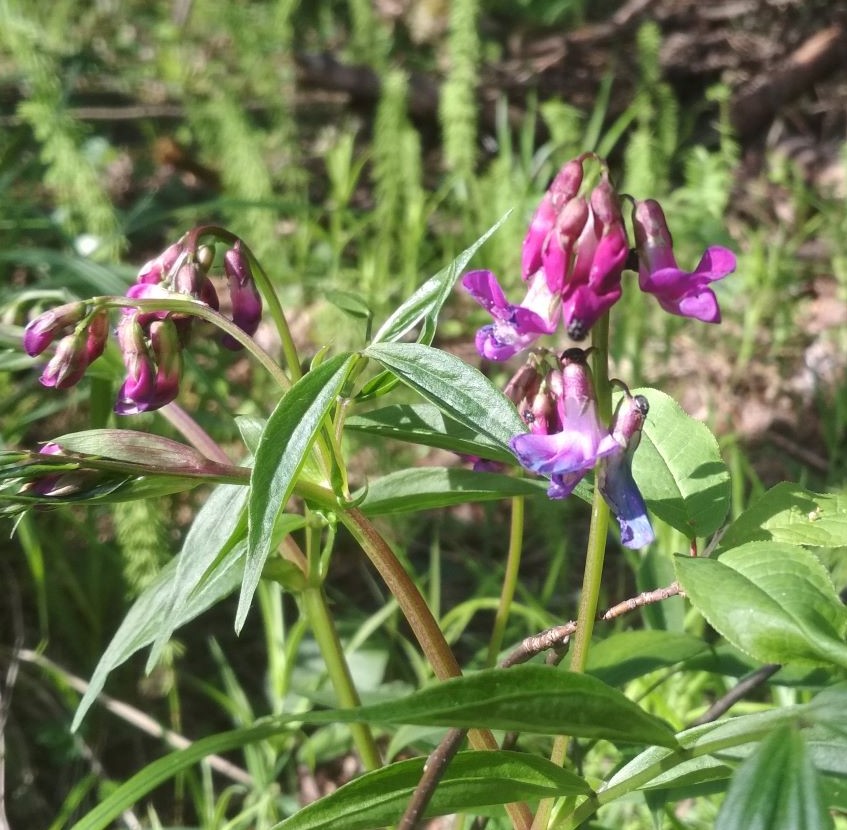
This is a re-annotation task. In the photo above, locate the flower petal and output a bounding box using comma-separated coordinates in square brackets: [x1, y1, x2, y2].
[599, 452, 654, 548]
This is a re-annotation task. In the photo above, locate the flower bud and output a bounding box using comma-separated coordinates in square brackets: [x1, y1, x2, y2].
[221, 243, 262, 349]
[23, 302, 86, 357]
[137, 241, 184, 285]
[542, 196, 590, 294]
[522, 159, 585, 281]
[84, 310, 110, 365]
[39, 333, 88, 389]
[114, 315, 156, 415]
[148, 318, 182, 409]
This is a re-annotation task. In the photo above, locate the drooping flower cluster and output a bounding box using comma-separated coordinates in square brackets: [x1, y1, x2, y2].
[23, 235, 263, 414]
[508, 349, 654, 549]
[462, 153, 737, 358]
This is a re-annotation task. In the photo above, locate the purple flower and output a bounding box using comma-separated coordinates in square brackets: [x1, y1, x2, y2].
[466, 159, 630, 356]
[39, 333, 88, 389]
[23, 302, 86, 357]
[462, 269, 560, 360]
[147, 319, 183, 409]
[136, 241, 184, 285]
[559, 176, 628, 340]
[509, 350, 618, 498]
[522, 159, 585, 283]
[84, 310, 110, 365]
[221, 242, 262, 350]
[114, 315, 157, 415]
[598, 393, 654, 548]
[633, 199, 736, 323]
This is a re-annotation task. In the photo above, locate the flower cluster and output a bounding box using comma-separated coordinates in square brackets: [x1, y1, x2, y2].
[507, 349, 654, 549]
[464, 153, 737, 548]
[23, 235, 263, 414]
[462, 153, 736, 359]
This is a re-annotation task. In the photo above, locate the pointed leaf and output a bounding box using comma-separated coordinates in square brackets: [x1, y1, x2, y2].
[345, 403, 517, 464]
[675, 542, 847, 668]
[630, 388, 730, 538]
[717, 727, 833, 830]
[718, 482, 847, 551]
[72, 484, 248, 730]
[355, 467, 568, 515]
[276, 751, 590, 830]
[243, 353, 354, 630]
[342, 665, 676, 746]
[371, 213, 510, 345]
[364, 342, 525, 449]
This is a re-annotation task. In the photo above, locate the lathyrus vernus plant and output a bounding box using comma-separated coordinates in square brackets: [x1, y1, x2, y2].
[4, 153, 847, 830]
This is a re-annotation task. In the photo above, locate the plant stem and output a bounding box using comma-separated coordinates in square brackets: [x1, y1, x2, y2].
[486, 496, 524, 667]
[534, 314, 612, 830]
[329, 501, 532, 829]
[299, 585, 383, 771]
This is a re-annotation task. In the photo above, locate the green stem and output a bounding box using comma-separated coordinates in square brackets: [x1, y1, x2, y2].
[535, 314, 612, 830]
[315, 496, 531, 829]
[186, 225, 303, 383]
[486, 496, 524, 667]
[300, 585, 382, 771]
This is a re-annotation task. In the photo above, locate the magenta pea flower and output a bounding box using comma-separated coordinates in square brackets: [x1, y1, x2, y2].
[114, 315, 157, 415]
[462, 269, 560, 361]
[23, 302, 86, 357]
[136, 241, 184, 285]
[509, 350, 619, 499]
[39, 333, 89, 389]
[221, 242, 262, 350]
[633, 199, 736, 323]
[598, 393, 655, 549]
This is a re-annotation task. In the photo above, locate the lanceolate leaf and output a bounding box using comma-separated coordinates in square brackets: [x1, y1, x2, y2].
[72, 483, 249, 730]
[718, 482, 847, 551]
[630, 387, 730, 538]
[345, 403, 516, 464]
[243, 353, 354, 631]
[276, 751, 589, 830]
[363, 342, 525, 449]
[716, 726, 833, 830]
[675, 542, 847, 669]
[342, 665, 677, 745]
[355, 467, 562, 515]
[371, 212, 510, 346]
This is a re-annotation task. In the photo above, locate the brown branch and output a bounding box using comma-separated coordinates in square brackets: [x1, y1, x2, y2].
[730, 24, 847, 139]
[688, 663, 782, 727]
[501, 582, 683, 668]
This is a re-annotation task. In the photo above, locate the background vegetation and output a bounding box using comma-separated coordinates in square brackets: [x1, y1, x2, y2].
[1, 0, 845, 827]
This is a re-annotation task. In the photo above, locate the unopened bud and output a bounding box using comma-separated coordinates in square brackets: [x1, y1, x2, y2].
[196, 244, 215, 273]
[137, 241, 184, 285]
[84, 310, 110, 365]
[23, 302, 86, 357]
[39, 333, 88, 389]
[222, 243, 262, 349]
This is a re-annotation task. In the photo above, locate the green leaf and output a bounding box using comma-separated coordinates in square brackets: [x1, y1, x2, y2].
[275, 751, 590, 830]
[242, 353, 354, 631]
[630, 387, 730, 538]
[355, 467, 566, 515]
[371, 213, 509, 346]
[344, 666, 677, 746]
[675, 542, 847, 668]
[582, 630, 709, 687]
[717, 726, 833, 830]
[345, 403, 517, 464]
[363, 342, 525, 449]
[72, 483, 248, 730]
[718, 482, 847, 551]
